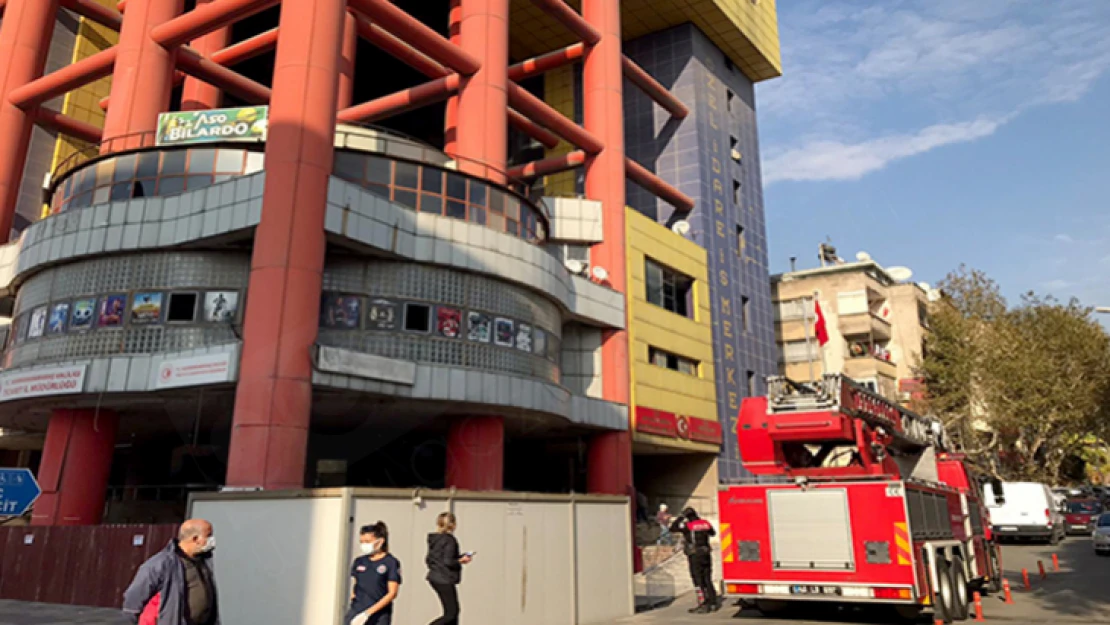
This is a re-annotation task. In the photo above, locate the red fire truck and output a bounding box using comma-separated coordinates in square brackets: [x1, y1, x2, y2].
[718, 375, 1002, 622]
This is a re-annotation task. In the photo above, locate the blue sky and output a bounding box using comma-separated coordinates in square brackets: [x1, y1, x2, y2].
[757, 0, 1110, 308]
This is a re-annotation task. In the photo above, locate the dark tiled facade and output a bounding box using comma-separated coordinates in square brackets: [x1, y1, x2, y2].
[624, 24, 776, 481]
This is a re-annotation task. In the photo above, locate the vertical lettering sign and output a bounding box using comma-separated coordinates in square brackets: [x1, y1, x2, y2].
[698, 56, 746, 481]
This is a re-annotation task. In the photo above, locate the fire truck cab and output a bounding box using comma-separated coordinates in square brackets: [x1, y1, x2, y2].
[718, 375, 1002, 623]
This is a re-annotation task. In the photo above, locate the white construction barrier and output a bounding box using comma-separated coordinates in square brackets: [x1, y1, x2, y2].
[190, 488, 633, 625]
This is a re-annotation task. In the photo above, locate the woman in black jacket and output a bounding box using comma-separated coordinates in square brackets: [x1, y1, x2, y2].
[425, 512, 471, 625]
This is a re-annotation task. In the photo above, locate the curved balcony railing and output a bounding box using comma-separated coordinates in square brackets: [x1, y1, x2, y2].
[47, 123, 552, 244]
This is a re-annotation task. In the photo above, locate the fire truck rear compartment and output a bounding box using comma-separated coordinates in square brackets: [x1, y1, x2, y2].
[769, 489, 854, 571]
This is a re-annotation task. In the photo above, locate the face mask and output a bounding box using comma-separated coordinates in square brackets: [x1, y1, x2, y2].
[197, 536, 216, 554]
[359, 540, 381, 555]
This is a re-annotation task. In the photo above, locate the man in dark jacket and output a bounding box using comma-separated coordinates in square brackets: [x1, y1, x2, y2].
[123, 519, 220, 625]
[670, 507, 719, 614]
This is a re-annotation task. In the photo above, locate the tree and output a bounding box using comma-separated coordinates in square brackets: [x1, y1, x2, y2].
[917, 267, 1110, 483]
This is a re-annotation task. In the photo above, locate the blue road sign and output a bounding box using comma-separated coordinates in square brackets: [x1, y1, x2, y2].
[0, 468, 41, 517]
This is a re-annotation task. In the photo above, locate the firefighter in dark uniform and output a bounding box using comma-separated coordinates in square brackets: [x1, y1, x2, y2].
[670, 507, 720, 613]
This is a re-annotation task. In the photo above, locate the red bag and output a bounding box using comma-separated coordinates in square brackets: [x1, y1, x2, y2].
[139, 592, 161, 625]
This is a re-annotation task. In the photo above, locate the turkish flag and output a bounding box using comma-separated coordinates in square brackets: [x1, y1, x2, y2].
[814, 299, 829, 347]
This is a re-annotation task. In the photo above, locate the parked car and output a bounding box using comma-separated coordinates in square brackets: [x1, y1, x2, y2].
[984, 481, 1067, 544]
[1093, 514, 1110, 556]
[1064, 499, 1103, 535]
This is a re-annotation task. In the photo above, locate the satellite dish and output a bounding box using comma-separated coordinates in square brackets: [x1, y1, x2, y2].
[917, 282, 931, 292]
[671, 220, 690, 236]
[855, 251, 872, 262]
[591, 266, 609, 282]
[887, 266, 913, 282]
[564, 259, 585, 275]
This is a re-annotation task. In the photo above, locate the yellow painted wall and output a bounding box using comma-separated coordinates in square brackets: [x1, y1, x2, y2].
[541, 65, 577, 197]
[510, 0, 781, 82]
[43, 2, 119, 218]
[626, 208, 718, 451]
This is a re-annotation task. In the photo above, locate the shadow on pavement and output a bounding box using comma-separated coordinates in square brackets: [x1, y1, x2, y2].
[997, 537, 1110, 622]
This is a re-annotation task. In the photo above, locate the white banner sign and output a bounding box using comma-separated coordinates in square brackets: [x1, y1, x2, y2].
[0, 365, 87, 402]
[156, 353, 233, 389]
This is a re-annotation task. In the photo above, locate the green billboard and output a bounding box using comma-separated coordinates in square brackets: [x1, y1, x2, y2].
[155, 106, 268, 146]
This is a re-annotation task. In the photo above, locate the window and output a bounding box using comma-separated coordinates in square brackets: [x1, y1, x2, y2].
[837, 290, 868, 315]
[644, 259, 693, 317]
[649, 347, 698, 376]
[726, 89, 735, 112]
[403, 303, 431, 332]
[733, 180, 741, 205]
[736, 225, 745, 257]
[782, 340, 812, 363]
[747, 370, 757, 396]
[166, 293, 198, 322]
[775, 299, 805, 321]
[918, 302, 929, 328]
[741, 296, 751, 333]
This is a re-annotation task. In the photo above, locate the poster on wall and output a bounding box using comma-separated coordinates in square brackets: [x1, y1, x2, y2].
[436, 306, 461, 338]
[156, 106, 269, 146]
[320, 294, 361, 329]
[367, 298, 397, 330]
[130, 292, 163, 325]
[467, 312, 491, 343]
[71, 299, 95, 330]
[48, 303, 69, 334]
[534, 328, 547, 357]
[494, 317, 515, 347]
[515, 323, 533, 352]
[203, 291, 239, 322]
[27, 307, 46, 339]
[98, 295, 126, 327]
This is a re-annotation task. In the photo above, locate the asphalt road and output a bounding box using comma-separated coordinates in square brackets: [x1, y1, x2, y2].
[0, 540, 1104, 624]
[614, 539, 1110, 625]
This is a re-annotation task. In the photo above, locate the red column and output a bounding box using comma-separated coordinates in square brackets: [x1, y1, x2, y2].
[337, 11, 358, 109]
[581, 0, 632, 496]
[0, 0, 60, 241]
[445, 416, 504, 491]
[102, 0, 184, 146]
[452, 0, 508, 181]
[32, 409, 118, 526]
[442, 0, 462, 156]
[181, 0, 232, 111]
[225, 0, 345, 490]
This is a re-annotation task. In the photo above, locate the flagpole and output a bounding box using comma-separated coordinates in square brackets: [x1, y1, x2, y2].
[802, 295, 815, 383]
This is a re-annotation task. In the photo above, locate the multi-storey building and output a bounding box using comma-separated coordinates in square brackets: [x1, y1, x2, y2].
[772, 259, 930, 402]
[0, 0, 779, 530]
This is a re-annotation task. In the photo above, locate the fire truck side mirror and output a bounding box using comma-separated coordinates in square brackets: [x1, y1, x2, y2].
[988, 478, 1005, 504]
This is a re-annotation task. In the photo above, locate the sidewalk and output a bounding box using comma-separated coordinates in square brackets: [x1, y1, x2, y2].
[0, 600, 125, 624]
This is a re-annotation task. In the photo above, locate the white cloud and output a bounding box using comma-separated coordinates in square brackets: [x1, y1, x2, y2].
[764, 118, 1004, 183]
[760, 1, 1110, 185]
[1054, 234, 1074, 244]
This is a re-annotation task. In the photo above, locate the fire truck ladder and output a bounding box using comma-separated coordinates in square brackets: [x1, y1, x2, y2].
[766, 374, 951, 453]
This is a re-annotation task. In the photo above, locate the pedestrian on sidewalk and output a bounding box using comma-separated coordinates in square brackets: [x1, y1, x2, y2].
[347, 522, 402, 625]
[122, 518, 220, 625]
[670, 507, 719, 614]
[426, 512, 473, 625]
[656, 504, 674, 546]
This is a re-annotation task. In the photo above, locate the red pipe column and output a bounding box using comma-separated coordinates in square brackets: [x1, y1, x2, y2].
[181, 0, 232, 111]
[102, 0, 185, 147]
[581, 0, 633, 498]
[32, 409, 119, 526]
[337, 11, 358, 109]
[446, 417, 504, 491]
[452, 0, 509, 181]
[225, 0, 346, 490]
[443, 0, 462, 156]
[0, 0, 60, 241]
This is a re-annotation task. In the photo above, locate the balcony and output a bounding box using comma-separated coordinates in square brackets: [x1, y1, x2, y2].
[839, 312, 892, 341]
[844, 354, 897, 380]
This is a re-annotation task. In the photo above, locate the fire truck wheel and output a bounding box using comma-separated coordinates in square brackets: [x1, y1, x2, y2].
[949, 557, 971, 621]
[934, 558, 955, 623]
[987, 547, 1003, 593]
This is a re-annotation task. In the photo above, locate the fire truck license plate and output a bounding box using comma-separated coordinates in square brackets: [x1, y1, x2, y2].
[791, 585, 841, 596]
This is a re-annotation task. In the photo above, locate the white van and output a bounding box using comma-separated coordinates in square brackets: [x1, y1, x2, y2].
[982, 481, 1066, 544]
